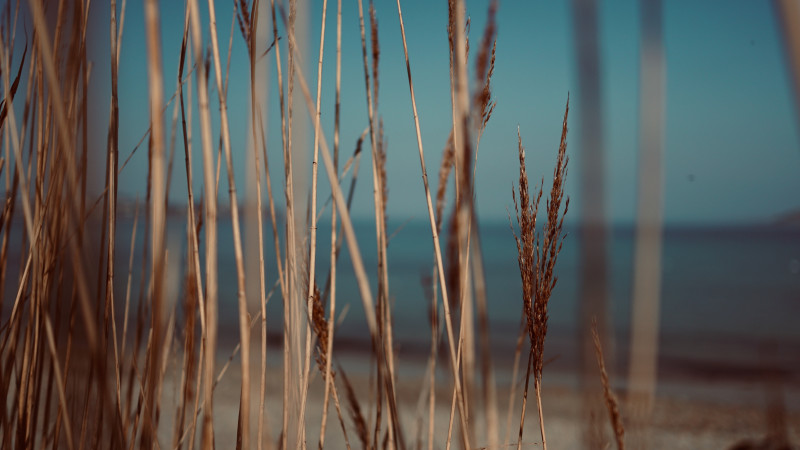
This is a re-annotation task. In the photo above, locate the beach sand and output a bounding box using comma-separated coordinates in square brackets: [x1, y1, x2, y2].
[153, 342, 800, 449]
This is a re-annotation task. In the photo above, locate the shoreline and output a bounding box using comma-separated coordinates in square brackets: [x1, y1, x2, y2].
[18, 338, 798, 449]
[150, 336, 800, 448]
[213, 324, 800, 408]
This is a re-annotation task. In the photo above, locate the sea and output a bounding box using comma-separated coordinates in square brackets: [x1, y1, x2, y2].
[3, 215, 800, 387]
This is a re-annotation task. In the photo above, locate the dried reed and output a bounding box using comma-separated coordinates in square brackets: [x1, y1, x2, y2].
[592, 318, 625, 450]
[318, 0, 343, 446]
[299, 0, 329, 445]
[187, 0, 221, 446]
[511, 97, 570, 450]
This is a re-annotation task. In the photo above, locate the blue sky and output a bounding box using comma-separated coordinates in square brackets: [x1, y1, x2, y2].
[73, 0, 800, 226]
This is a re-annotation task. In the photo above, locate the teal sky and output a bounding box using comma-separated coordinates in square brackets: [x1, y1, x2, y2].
[72, 0, 800, 226]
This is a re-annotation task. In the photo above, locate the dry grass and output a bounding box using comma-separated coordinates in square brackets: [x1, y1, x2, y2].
[510, 97, 570, 450]
[592, 319, 625, 450]
[0, 1, 600, 449]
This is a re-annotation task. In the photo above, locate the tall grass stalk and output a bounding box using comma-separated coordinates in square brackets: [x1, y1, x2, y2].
[107, 0, 125, 433]
[239, 0, 272, 447]
[318, 0, 343, 446]
[187, 0, 220, 445]
[268, 0, 298, 446]
[178, 26, 209, 449]
[394, 2, 471, 449]
[299, 0, 329, 446]
[354, 1, 402, 446]
[200, 0, 252, 445]
[593, 319, 625, 450]
[511, 98, 570, 450]
[627, 3, 665, 447]
[470, 4, 498, 444]
[143, 0, 168, 445]
[445, 1, 474, 447]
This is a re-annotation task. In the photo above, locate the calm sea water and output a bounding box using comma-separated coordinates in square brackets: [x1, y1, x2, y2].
[216, 218, 800, 377]
[4, 216, 799, 375]
[201, 219, 800, 343]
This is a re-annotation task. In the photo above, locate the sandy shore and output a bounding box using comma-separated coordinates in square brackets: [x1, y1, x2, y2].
[152, 341, 800, 449]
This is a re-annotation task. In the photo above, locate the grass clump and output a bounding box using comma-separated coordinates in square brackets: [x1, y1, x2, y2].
[0, 1, 584, 449]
